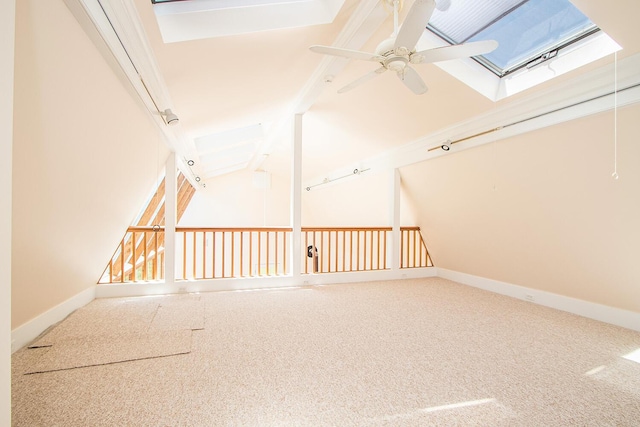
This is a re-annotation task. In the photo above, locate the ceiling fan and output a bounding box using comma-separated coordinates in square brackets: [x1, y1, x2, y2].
[309, 0, 498, 95]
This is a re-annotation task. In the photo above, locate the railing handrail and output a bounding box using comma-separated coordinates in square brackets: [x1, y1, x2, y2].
[176, 226, 293, 233]
[127, 226, 421, 232]
[127, 226, 164, 232]
[302, 226, 392, 232]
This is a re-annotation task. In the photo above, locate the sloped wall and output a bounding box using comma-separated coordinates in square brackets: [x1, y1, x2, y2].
[401, 104, 640, 312]
[12, 0, 169, 328]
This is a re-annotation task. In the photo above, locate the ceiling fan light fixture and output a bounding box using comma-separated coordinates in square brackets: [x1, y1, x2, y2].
[388, 59, 408, 73]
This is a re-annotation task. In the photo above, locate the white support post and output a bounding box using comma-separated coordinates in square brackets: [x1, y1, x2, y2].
[1, 0, 15, 423]
[291, 114, 303, 280]
[390, 168, 401, 271]
[164, 152, 177, 284]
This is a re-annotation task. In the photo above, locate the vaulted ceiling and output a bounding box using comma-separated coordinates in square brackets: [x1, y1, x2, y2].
[130, 0, 640, 183]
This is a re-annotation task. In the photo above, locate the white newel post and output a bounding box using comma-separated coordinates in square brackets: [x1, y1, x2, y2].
[164, 152, 177, 284]
[390, 168, 401, 271]
[291, 114, 303, 280]
[1, 0, 15, 423]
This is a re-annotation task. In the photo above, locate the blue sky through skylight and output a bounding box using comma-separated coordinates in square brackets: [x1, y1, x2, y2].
[429, 0, 597, 76]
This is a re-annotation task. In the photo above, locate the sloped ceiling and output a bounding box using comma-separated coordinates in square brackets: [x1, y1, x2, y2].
[131, 0, 640, 182]
[127, 0, 640, 312]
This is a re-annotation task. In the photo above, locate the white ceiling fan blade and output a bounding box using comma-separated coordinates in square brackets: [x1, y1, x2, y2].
[413, 40, 499, 64]
[394, 0, 437, 52]
[397, 66, 428, 95]
[309, 45, 383, 62]
[337, 67, 387, 94]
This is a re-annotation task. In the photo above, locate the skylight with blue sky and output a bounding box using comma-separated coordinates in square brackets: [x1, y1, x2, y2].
[150, 0, 620, 101]
[428, 0, 599, 77]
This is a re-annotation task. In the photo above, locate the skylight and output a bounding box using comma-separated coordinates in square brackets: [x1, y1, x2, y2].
[152, 0, 346, 42]
[428, 0, 599, 77]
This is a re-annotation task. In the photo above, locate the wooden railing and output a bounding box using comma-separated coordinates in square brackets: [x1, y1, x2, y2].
[302, 227, 391, 274]
[301, 226, 432, 273]
[99, 226, 432, 284]
[176, 227, 292, 280]
[400, 226, 433, 269]
[99, 226, 165, 283]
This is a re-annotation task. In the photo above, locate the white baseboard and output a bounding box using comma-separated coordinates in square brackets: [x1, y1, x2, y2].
[13, 268, 637, 353]
[95, 268, 437, 298]
[437, 268, 640, 332]
[11, 286, 96, 353]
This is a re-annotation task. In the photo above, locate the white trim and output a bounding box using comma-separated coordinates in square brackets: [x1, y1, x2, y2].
[153, 0, 346, 42]
[437, 268, 640, 332]
[249, 0, 389, 171]
[11, 286, 97, 353]
[390, 169, 401, 272]
[95, 268, 436, 298]
[1, 0, 15, 422]
[316, 53, 640, 183]
[63, 0, 196, 179]
[164, 153, 177, 285]
[417, 29, 622, 101]
[291, 114, 303, 278]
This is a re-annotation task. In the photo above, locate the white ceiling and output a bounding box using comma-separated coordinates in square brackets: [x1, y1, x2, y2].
[129, 0, 640, 182]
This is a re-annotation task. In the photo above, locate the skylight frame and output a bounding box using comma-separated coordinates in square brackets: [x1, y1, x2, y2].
[426, 0, 602, 78]
[429, 23, 601, 78]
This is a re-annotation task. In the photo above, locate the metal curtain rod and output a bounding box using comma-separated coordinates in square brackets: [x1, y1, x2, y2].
[428, 82, 640, 152]
[305, 168, 371, 191]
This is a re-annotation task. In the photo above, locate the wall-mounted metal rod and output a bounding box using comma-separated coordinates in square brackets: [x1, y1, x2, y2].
[305, 168, 371, 191]
[427, 82, 640, 152]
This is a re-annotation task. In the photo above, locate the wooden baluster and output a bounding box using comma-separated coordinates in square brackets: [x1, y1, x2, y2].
[351, 231, 355, 272]
[322, 230, 331, 273]
[356, 231, 360, 271]
[275, 231, 278, 275]
[257, 232, 261, 276]
[131, 231, 137, 282]
[240, 231, 244, 277]
[212, 232, 216, 278]
[341, 231, 345, 272]
[192, 232, 196, 279]
[182, 232, 187, 279]
[377, 230, 381, 270]
[266, 232, 270, 275]
[368, 230, 373, 270]
[336, 230, 340, 272]
[249, 232, 253, 277]
[383, 230, 387, 269]
[400, 229, 404, 269]
[232, 231, 237, 277]
[413, 230, 418, 267]
[109, 252, 114, 284]
[222, 232, 226, 278]
[143, 232, 148, 280]
[202, 232, 207, 279]
[304, 231, 308, 274]
[153, 231, 158, 280]
[283, 231, 287, 275]
[120, 237, 125, 283]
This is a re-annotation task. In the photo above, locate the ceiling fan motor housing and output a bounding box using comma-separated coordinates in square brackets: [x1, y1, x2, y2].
[376, 37, 410, 73]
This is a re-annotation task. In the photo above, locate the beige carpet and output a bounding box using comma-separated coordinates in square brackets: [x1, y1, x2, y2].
[12, 278, 640, 426]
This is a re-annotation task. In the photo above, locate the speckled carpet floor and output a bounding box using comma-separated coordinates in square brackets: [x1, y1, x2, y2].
[11, 278, 640, 426]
